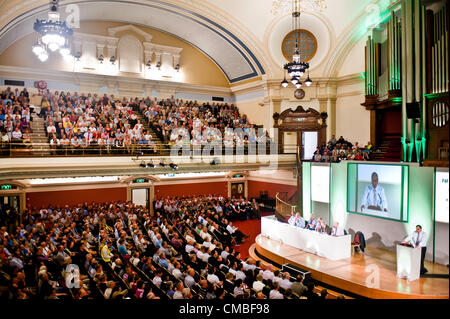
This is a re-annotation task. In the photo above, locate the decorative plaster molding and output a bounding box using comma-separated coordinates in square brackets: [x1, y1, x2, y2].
[108, 24, 153, 42]
[0, 65, 233, 97]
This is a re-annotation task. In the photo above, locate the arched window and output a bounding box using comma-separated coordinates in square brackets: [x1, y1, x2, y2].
[282, 29, 317, 62]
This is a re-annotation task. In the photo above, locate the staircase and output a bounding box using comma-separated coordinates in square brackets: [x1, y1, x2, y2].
[134, 112, 168, 155]
[30, 115, 51, 156]
[372, 135, 402, 162]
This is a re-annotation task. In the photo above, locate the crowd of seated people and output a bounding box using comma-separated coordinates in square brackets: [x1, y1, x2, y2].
[287, 212, 346, 237]
[0, 195, 338, 300]
[37, 90, 273, 155]
[138, 96, 272, 150]
[39, 90, 158, 155]
[312, 135, 373, 163]
[0, 87, 32, 153]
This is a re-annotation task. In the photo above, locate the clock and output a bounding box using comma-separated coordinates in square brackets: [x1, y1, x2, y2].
[294, 88, 305, 100]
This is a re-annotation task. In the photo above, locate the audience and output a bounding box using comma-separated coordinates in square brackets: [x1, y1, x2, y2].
[313, 135, 372, 163]
[0, 88, 32, 151]
[0, 194, 336, 300]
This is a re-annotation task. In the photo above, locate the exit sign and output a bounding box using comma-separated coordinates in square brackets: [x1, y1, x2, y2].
[134, 178, 148, 183]
[1, 184, 13, 190]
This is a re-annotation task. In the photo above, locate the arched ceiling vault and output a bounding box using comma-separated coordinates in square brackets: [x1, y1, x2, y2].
[0, 0, 389, 83]
[0, 0, 268, 84]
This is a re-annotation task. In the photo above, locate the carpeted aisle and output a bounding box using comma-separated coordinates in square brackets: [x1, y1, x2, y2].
[231, 210, 274, 259]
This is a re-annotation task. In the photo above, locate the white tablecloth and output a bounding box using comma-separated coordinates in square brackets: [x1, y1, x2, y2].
[261, 216, 351, 260]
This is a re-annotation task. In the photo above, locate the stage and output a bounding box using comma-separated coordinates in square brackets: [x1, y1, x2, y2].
[255, 234, 449, 299]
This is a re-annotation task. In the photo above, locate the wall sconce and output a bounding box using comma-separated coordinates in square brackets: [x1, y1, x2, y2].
[98, 54, 104, 64]
[156, 61, 161, 70]
[109, 56, 116, 65]
[146, 60, 152, 69]
[174, 64, 180, 72]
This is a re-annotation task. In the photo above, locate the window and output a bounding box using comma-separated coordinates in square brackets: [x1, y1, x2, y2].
[282, 29, 317, 62]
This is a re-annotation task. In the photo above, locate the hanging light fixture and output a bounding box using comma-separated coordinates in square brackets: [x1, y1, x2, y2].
[305, 70, 312, 86]
[280, 0, 312, 88]
[32, 0, 73, 61]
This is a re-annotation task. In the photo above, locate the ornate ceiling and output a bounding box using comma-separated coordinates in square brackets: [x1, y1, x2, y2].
[0, 0, 392, 83]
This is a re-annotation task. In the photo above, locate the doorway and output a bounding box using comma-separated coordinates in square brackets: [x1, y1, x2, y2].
[131, 188, 149, 209]
[0, 195, 20, 232]
[231, 182, 245, 199]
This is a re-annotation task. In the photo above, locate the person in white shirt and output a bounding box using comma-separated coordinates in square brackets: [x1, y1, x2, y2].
[269, 282, 284, 299]
[280, 272, 293, 290]
[206, 269, 220, 286]
[221, 248, 230, 260]
[11, 128, 22, 141]
[331, 221, 345, 236]
[152, 270, 162, 287]
[184, 269, 196, 288]
[272, 271, 283, 286]
[172, 263, 184, 280]
[235, 265, 246, 282]
[288, 212, 296, 226]
[403, 225, 428, 274]
[262, 265, 275, 282]
[185, 240, 195, 254]
[360, 172, 388, 213]
[252, 274, 265, 292]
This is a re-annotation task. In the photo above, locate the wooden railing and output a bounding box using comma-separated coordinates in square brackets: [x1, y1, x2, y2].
[275, 192, 297, 222]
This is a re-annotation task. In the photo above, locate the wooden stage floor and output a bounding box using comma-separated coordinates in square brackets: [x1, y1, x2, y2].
[255, 234, 449, 299]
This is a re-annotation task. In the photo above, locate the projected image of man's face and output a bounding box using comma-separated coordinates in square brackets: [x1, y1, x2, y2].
[371, 172, 378, 188]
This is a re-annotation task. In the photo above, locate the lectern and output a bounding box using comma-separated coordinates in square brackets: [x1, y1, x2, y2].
[396, 244, 421, 282]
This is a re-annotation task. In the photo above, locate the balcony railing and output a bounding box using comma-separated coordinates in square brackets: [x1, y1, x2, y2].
[0, 141, 298, 158]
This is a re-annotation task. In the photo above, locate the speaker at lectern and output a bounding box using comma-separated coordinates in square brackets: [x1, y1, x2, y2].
[396, 243, 421, 282]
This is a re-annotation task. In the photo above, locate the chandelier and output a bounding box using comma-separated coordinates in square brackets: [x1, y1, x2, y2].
[281, 0, 312, 88]
[32, 0, 73, 62]
[271, 0, 327, 16]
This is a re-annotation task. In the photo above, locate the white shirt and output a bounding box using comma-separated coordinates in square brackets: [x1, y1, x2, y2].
[152, 275, 162, 287]
[184, 275, 195, 288]
[269, 289, 284, 299]
[172, 268, 184, 280]
[226, 225, 236, 234]
[207, 273, 220, 285]
[288, 216, 296, 225]
[280, 278, 292, 290]
[262, 270, 274, 281]
[405, 230, 427, 248]
[331, 226, 345, 237]
[185, 244, 195, 253]
[361, 184, 388, 212]
[252, 281, 265, 292]
[221, 251, 230, 260]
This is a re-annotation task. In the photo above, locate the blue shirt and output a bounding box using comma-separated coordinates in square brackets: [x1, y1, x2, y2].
[158, 258, 169, 269]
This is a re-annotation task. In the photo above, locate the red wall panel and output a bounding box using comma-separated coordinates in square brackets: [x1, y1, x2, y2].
[26, 187, 127, 209]
[248, 180, 297, 199]
[154, 182, 228, 200]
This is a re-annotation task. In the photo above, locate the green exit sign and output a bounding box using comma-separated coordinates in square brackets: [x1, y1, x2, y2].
[168, 173, 176, 177]
[1, 184, 12, 190]
[134, 178, 147, 183]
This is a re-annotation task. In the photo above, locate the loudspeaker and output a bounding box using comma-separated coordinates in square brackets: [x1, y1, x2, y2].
[406, 102, 421, 119]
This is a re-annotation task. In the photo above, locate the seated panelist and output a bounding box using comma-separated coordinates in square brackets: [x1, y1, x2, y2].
[306, 214, 316, 230]
[294, 213, 306, 229]
[331, 221, 345, 237]
[288, 212, 296, 226]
